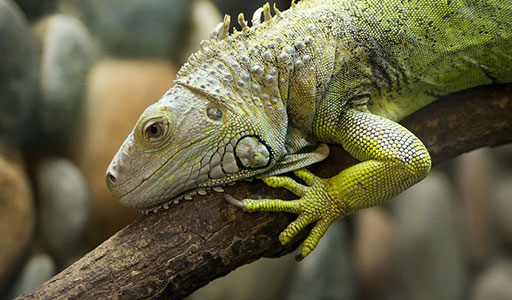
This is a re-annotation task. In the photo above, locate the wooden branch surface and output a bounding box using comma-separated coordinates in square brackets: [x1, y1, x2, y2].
[18, 84, 512, 300]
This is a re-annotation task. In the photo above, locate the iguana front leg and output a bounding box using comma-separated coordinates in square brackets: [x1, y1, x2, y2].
[227, 108, 432, 260]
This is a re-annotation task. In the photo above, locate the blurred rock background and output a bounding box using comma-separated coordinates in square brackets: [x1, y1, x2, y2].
[0, 0, 510, 299]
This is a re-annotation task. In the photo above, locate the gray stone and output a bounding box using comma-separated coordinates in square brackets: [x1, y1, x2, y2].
[491, 144, 512, 170]
[59, 0, 192, 61]
[189, 253, 295, 300]
[391, 170, 467, 300]
[6, 253, 56, 298]
[285, 222, 354, 300]
[0, 0, 38, 141]
[13, 0, 57, 20]
[33, 14, 97, 140]
[489, 173, 512, 248]
[471, 260, 512, 300]
[37, 158, 91, 260]
[488, 145, 512, 249]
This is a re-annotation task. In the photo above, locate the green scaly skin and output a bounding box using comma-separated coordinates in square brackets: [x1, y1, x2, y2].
[106, 0, 512, 260]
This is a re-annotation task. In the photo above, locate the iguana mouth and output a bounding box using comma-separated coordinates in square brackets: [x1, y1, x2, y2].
[139, 184, 232, 215]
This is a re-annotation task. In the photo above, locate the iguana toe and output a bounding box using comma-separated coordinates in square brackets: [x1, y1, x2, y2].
[229, 168, 344, 259]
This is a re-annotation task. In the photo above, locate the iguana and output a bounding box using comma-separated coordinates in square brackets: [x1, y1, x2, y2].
[106, 0, 512, 260]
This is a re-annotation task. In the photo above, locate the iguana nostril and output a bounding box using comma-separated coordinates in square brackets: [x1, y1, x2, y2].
[106, 171, 117, 185]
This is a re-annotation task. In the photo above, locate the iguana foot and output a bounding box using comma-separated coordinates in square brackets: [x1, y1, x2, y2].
[225, 168, 348, 260]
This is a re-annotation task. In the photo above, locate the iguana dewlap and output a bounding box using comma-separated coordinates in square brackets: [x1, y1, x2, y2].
[106, 0, 512, 259]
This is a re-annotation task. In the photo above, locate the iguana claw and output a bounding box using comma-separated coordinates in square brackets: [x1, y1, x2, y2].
[224, 194, 245, 208]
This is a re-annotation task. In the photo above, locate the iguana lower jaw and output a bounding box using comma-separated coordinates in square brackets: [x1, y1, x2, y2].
[107, 136, 273, 211]
[106, 85, 285, 211]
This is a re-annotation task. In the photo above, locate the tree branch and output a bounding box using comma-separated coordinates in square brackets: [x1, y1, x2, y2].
[17, 84, 512, 300]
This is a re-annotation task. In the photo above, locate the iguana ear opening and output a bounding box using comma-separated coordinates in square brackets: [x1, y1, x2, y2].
[234, 135, 272, 169]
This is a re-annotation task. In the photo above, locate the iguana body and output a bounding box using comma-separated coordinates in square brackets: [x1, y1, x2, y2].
[106, 0, 512, 259]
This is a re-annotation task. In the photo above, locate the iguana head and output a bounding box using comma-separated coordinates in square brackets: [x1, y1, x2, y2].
[106, 63, 288, 211]
[106, 6, 331, 211]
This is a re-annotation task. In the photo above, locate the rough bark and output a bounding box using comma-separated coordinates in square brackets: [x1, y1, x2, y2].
[17, 83, 512, 300]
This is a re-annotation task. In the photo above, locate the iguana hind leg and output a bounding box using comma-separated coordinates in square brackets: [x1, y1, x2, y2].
[228, 108, 431, 260]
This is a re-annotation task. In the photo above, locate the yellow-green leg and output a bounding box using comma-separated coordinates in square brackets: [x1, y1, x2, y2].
[227, 108, 431, 260]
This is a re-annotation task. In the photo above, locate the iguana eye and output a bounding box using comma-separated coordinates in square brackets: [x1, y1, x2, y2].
[206, 107, 223, 121]
[144, 120, 167, 142]
[134, 108, 175, 150]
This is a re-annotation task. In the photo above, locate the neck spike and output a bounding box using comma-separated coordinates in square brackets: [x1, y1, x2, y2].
[273, 3, 281, 17]
[263, 3, 272, 22]
[238, 13, 249, 33]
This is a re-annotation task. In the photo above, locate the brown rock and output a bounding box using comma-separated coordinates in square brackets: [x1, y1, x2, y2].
[74, 59, 177, 242]
[0, 149, 34, 291]
[353, 207, 395, 297]
[456, 149, 492, 267]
